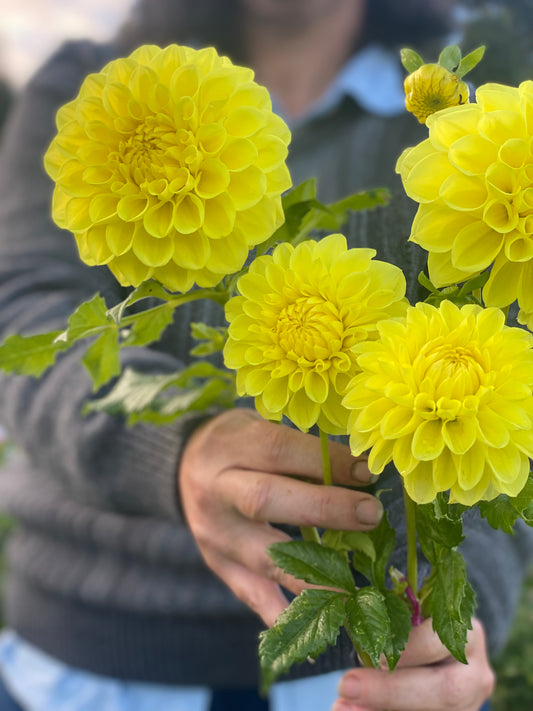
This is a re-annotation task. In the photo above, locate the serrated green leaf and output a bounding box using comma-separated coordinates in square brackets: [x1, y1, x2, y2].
[268, 540, 356, 592]
[426, 549, 475, 663]
[479, 473, 533, 533]
[416, 500, 464, 563]
[121, 304, 174, 347]
[0, 331, 67, 376]
[345, 588, 391, 668]
[82, 330, 121, 390]
[438, 45, 462, 72]
[107, 280, 176, 324]
[457, 270, 489, 298]
[84, 364, 235, 422]
[400, 48, 425, 73]
[189, 322, 228, 356]
[383, 592, 412, 670]
[259, 589, 346, 691]
[63, 294, 110, 342]
[456, 46, 486, 79]
[478, 497, 522, 534]
[418, 271, 439, 295]
[256, 199, 318, 255]
[282, 179, 317, 209]
[312, 189, 390, 232]
[322, 529, 376, 561]
[351, 513, 396, 591]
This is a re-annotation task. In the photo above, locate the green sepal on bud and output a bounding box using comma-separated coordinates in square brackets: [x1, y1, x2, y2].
[400, 44, 485, 123]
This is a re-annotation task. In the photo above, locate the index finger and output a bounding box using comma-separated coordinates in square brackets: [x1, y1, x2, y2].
[203, 409, 373, 485]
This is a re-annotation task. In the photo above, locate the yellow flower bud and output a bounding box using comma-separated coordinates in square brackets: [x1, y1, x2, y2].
[404, 63, 469, 124]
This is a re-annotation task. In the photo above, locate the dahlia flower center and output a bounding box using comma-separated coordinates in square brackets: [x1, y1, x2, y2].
[275, 297, 343, 360]
[117, 116, 195, 192]
[421, 343, 484, 397]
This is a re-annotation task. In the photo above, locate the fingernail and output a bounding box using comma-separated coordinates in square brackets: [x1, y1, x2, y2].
[338, 674, 360, 700]
[354, 498, 383, 526]
[350, 460, 378, 485]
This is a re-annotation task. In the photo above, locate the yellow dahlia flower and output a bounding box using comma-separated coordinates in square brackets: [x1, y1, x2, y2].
[44, 44, 291, 292]
[404, 63, 469, 124]
[343, 300, 533, 506]
[397, 81, 533, 324]
[223, 234, 408, 434]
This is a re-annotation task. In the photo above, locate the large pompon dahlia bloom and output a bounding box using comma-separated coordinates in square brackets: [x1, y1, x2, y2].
[396, 81, 533, 328]
[343, 300, 533, 506]
[223, 234, 408, 434]
[44, 44, 292, 292]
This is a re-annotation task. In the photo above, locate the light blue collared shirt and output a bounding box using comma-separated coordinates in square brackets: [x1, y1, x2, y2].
[274, 43, 407, 127]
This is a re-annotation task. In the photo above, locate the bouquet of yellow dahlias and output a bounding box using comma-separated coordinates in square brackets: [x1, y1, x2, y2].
[1, 40, 532, 689]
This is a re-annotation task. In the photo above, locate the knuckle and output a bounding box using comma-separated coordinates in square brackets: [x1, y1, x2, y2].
[437, 668, 464, 710]
[239, 476, 271, 521]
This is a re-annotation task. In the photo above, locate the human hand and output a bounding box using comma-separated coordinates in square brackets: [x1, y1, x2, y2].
[333, 618, 495, 711]
[178, 408, 382, 627]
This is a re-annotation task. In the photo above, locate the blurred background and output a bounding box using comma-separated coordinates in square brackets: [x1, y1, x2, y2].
[0, 2, 532, 709]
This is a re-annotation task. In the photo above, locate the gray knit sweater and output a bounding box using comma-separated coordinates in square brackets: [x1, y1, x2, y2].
[0, 40, 531, 687]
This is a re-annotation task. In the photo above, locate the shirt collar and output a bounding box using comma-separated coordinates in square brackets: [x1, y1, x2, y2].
[275, 43, 406, 128]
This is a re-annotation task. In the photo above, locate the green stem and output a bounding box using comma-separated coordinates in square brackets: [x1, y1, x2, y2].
[300, 526, 322, 544]
[403, 487, 418, 596]
[319, 427, 332, 487]
[119, 288, 227, 328]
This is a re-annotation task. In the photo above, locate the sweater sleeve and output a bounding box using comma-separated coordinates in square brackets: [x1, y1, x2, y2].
[0, 41, 210, 521]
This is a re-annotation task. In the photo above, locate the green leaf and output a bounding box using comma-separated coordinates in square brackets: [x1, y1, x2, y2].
[456, 46, 486, 79]
[400, 48, 425, 73]
[259, 589, 346, 691]
[351, 512, 396, 591]
[456, 270, 489, 298]
[189, 322, 228, 356]
[383, 592, 412, 670]
[416, 499, 464, 564]
[107, 280, 176, 324]
[322, 529, 376, 561]
[282, 178, 317, 209]
[63, 294, 110, 342]
[82, 330, 121, 390]
[268, 540, 356, 592]
[311, 189, 390, 232]
[438, 45, 462, 72]
[345, 587, 391, 668]
[84, 364, 235, 423]
[121, 304, 174, 347]
[479, 473, 533, 533]
[479, 497, 523, 534]
[426, 549, 476, 663]
[0, 331, 67, 376]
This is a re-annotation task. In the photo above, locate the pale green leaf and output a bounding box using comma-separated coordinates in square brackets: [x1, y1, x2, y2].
[322, 529, 376, 561]
[400, 48, 425, 73]
[438, 45, 462, 72]
[63, 294, 110, 342]
[82, 330, 121, 390]
[122, 304, 174, 347]
[456, 46, 486, 79]
[351, 512, 396, 591]
[0, 331, 67, 376]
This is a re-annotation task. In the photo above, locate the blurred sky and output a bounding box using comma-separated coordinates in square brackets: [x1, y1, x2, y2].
[0, 0, 137, 88]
